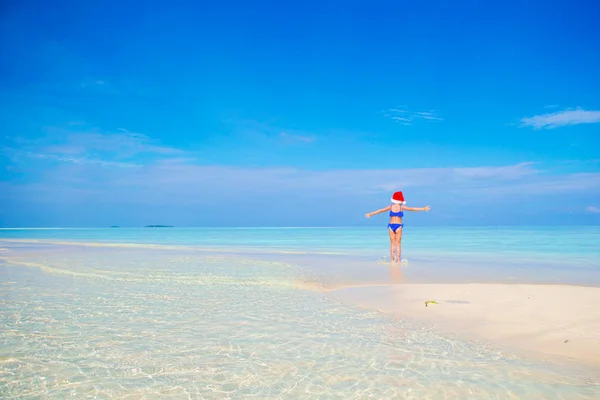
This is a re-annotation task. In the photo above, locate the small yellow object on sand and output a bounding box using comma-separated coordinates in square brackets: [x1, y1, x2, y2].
[425, 300, 438, 307]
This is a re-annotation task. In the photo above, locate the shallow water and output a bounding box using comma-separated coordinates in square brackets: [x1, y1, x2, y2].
[3, 226, 600, 286]
[1, 226, 599, 262]
[1, 239, 599, 399]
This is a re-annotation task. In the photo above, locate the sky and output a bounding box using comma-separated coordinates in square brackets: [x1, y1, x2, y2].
[1, 0, 599, 227]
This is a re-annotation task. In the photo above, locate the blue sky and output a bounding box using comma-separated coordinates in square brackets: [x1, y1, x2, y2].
[1, 0, 599, 227]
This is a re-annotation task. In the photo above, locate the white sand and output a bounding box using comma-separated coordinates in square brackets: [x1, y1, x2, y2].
[328, 283, 600, 367]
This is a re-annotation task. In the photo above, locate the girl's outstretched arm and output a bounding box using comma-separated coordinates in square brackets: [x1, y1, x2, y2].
[365, 206, 391, 218]
[403, 206, 431, 212]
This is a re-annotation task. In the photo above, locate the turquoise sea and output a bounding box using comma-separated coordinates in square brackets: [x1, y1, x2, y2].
[1, 227, 599, 399]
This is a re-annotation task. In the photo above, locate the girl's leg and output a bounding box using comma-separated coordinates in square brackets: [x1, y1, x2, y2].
[388, 228, 396, 263]
[395, 228, 403, 263]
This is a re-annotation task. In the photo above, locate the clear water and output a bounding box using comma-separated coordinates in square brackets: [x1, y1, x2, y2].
[1, 227, 599, 399]
[1, 226, 599, 261]
[2, 227, 599, 285]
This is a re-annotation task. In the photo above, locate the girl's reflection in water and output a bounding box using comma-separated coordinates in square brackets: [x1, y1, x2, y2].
[390, 263, 403, 283]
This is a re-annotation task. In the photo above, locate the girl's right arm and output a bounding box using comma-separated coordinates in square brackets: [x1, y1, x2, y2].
[365, 206, 390, 218]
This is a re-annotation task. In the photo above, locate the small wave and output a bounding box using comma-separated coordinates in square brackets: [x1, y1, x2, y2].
[0, 239, 346, 256]
[2, 258, 326, 291]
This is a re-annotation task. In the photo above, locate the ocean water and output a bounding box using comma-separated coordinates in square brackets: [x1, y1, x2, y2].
[1, 226, 599, 262]
[1, 227, 599, 399]
[2, 226, 599, 285]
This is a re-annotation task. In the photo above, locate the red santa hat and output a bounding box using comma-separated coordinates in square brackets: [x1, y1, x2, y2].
[391, 191, 406, 204]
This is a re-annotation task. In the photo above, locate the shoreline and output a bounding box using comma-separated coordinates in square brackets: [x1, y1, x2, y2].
[2, 239, 600, 290]
[327, 283, 600, 370]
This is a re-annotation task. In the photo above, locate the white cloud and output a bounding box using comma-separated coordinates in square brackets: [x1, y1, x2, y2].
[80, 79, 106, 88]
[54, 128, 182, 156]
[222, 119, 317, 145]
[587, 206, 600, 214]
[414, 111, 444, 121]
[519, 108, 600, 129]
[3, 128, 600, 215]
[4, 125, 184, 167]
[383, 108, 443, 125]
[25, 152, 139, 168]
[280, 132, 314, 143]
[5, 156, 600, 209]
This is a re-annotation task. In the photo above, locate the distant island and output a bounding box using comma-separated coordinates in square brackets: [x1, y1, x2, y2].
[144, 225, 174, 228]
[110, 226, 120, 228]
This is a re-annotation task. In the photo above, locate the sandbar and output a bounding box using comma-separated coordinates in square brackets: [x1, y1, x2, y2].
[328, 283, 600, 368]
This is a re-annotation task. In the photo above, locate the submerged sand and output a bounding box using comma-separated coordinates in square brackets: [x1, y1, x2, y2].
[328, 283, 600, 368]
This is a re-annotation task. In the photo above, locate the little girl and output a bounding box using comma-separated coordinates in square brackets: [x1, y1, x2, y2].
[365, 191, 430, 263]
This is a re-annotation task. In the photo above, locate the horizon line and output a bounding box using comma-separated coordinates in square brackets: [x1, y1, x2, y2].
[1, 225, 599, 229]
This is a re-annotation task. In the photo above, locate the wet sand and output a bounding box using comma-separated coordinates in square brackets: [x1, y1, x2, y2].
[328, 283, 600, 368]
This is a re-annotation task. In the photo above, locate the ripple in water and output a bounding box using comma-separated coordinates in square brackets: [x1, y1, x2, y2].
[0, 246, 599, 399]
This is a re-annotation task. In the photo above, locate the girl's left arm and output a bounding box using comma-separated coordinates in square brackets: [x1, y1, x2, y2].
[403, 206, 430, 212]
